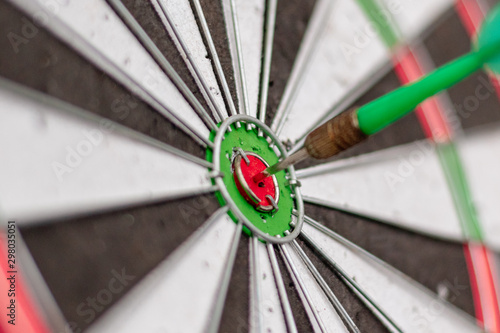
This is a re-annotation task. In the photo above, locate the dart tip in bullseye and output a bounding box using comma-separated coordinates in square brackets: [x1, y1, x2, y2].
[252, 147, 310, 183]
[252, 170, 269, 183]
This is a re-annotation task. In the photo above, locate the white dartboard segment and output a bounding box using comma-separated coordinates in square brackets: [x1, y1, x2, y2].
[457, 125, 500, 250]
[273, 0, 456, 145]
[151, 0, 228, 119]
[280, 244, 349, 333]
[377, 0, 454, 40]
[249, 240, 288, 333]
[273, 0, 389, 142]
[0, 84, 213, 224]
[267, 244, 298, 333]
[302, 220, 480, 333]
[221, 0, 265, 117]
[88, 212, 238, 333]
[233, 0, 265, 118]
[297, 140, 463, 242]
[9, 0, 210, 144]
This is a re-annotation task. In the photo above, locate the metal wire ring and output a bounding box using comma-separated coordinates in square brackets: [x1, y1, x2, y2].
[212, 114, 304, 244]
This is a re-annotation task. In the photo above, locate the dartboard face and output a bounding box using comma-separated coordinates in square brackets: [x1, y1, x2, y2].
[1, 0, 500, 332]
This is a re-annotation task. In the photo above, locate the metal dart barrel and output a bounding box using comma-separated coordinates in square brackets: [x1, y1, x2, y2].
[253, 108, 367, 182]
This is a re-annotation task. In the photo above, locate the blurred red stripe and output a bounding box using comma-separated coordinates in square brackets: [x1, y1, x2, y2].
[464, 242, 500, 332]
[0, 235, 50, 333]
[393, 46, 452, 142]
[456, 0, 500, 97]
[392, 25, 500, 329]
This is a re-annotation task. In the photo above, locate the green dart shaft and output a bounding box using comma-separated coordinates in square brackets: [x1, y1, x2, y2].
[357, 44, 497, 135]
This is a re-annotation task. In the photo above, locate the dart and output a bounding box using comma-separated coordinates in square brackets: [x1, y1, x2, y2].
[254, 3, 500, 183]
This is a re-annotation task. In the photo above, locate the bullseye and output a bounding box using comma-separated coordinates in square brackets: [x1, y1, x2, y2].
[207, 114, 304, 243]
[232, 149, 279, 212]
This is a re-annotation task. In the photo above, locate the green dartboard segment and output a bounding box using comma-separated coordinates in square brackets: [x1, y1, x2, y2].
[207, 125, 295, 238]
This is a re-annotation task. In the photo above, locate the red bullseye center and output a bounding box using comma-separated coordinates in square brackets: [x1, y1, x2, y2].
[233, 154, 278, 209]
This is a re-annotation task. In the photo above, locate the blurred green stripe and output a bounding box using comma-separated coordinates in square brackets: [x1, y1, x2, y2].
[356, 0, 399, 48]
[355, 0, 485, 242]
[436, 142, 484, 242]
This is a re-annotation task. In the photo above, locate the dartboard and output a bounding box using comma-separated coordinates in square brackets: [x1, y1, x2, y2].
[1, 0, 500, 332]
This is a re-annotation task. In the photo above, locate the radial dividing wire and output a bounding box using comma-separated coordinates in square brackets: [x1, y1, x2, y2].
[107, 0, 218, 131]
[0, 76, 214, 169]
[155, 0, 227, 123]
[290, 240, 360, 333]
[300, 226, 403, 333]
[52, 0, 213, 147]
[258, 0, 278, 126]
[279, 244, 328, 333]
[271, 0, 334, 135]
[249, 237, 263, 332]
[266, 243, 298, 333]
[162, 206, 230, 271]
[191, 0, 238, 117]
[223, 0, 251, 115]
[206, 221, 243, 333]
